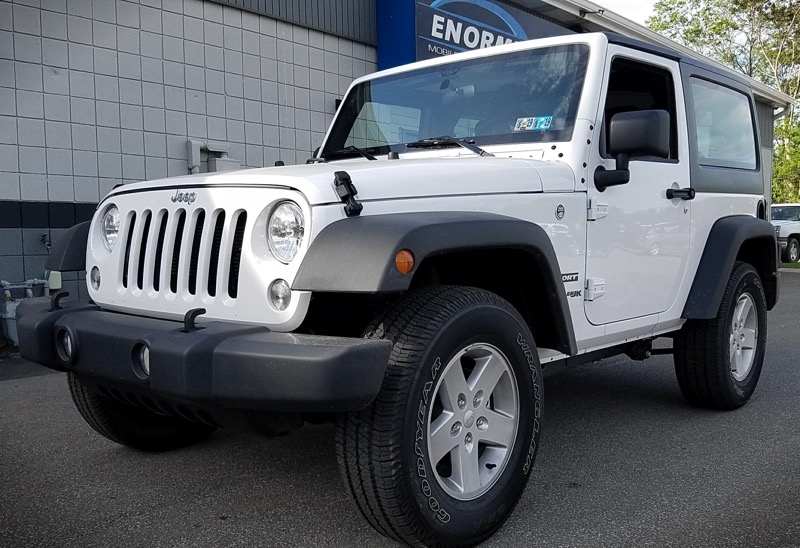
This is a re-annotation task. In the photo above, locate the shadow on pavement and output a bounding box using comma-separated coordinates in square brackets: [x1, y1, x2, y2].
[0, 345, 57, 382]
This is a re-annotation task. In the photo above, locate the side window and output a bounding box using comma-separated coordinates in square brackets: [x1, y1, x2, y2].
[602, 58, 678, 159]
[689, 78, 757, 170]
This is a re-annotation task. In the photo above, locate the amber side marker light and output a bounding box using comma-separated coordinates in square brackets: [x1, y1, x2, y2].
[395, 249, 415, 274]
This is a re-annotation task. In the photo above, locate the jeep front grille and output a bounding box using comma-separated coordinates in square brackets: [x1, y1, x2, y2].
[120, 207, 247, 299]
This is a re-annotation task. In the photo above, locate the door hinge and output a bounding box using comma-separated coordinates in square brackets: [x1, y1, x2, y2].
[587, 198, 608, 221]
[585, 277, 606, 301]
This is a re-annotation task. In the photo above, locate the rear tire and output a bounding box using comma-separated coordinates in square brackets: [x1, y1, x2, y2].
[336, 286, 542, 547]
[674, 262, 767, 409]
[68, 373, 217, 451]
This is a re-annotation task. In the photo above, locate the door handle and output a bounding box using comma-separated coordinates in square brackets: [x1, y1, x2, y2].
[666, 188, 695, 200]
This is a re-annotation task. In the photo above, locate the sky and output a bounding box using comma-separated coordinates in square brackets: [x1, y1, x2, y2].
[594, 0, 658, 25]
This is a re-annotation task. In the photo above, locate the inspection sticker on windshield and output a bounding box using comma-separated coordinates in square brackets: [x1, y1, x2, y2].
[514, 116, 553, 131]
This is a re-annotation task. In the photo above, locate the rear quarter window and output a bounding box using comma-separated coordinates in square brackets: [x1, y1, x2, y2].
[690, 78, 757, 170]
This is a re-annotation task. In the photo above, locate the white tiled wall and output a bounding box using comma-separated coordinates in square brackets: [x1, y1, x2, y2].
[0, 0, 378, 203]
[0, 0, 377, 307]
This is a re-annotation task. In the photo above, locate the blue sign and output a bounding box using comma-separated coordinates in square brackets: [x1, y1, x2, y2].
[416, 0, 571, 60]
[376, 0, 572, 70]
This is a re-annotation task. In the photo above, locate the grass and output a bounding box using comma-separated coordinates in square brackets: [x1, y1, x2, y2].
[781, 262, 800, 269]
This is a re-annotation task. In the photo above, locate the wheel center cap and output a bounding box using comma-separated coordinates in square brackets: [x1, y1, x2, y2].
[464, 409, 475, 428]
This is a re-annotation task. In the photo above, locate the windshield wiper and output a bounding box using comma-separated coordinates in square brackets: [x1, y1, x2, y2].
[405, 136, 494, 157]
[321, 145, 377, 161]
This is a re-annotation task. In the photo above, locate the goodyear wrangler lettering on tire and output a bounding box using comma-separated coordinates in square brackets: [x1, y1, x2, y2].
[336, 286, 543, 546]
[517, 333, 542, 475]
[431, 356, 443, 382]
[416, 440, 428, 477]
[416, 355, 451, 523]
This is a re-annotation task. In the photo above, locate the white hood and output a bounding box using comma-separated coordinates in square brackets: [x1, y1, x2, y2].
[104, 156, 575, 206]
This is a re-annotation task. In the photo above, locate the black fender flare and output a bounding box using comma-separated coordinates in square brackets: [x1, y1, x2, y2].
[294, 212, 577, 355]
[45, 221, 90, 272]
[683, 215, 779, 319]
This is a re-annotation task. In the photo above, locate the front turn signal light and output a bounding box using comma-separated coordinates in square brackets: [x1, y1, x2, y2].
[395, 249, 415, 274]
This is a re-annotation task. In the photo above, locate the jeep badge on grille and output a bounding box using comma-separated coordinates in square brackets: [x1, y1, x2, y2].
[171, 190, 197, 205]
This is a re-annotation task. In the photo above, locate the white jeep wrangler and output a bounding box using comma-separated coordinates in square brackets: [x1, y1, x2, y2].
[18, 33, 779, 547]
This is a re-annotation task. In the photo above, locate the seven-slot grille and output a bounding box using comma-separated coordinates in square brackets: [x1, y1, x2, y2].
[120, 207, 247, 299]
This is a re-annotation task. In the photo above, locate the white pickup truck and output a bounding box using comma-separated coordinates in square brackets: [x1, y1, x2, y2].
[771, 203, 800, 263]
[18, 32, 780, 547]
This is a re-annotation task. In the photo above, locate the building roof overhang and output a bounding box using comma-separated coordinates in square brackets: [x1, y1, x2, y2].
[513, 0, 795, 116]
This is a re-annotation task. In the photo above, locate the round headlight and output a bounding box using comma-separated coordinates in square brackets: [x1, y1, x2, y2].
[268, 202, 304, 263]
[101, 205, 120, 251]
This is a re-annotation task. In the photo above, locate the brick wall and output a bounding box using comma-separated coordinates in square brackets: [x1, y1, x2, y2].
[0, 0, 377, 312]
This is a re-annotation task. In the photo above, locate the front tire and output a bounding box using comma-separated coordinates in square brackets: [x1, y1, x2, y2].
[68, 373, 217, 451]
[674, 262, 767, 409]
[336, 286, 542, 547]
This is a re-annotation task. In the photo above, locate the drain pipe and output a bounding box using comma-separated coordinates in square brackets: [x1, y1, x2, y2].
[186, 140, 241, 174]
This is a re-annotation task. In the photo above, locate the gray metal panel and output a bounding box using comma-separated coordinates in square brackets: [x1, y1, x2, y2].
[755, 100, 774, 148]
[209, 0, 377, 45]
[762, 147, 773, 208]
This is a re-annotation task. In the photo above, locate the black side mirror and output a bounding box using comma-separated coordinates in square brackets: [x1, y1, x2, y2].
[595, 109, 671, 191]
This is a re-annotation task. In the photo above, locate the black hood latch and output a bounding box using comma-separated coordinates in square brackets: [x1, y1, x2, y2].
[333, 171, 363, 217]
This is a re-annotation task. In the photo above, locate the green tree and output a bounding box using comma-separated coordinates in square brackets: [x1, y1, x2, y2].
[648, 0, 800, 202]
[648, 0, 757, 77]
[773, 117, 800, 202]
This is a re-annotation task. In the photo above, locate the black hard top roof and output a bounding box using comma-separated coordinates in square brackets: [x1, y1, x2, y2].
[603, 32, 751, 89]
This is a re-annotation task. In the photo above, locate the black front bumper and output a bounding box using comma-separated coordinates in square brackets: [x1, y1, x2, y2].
[17, 298, 392, 413]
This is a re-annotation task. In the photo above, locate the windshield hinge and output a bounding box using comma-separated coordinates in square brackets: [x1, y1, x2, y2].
[334, 171, 363, 217]
[587, 198, 608, 221]
[585, 277, 606, 301]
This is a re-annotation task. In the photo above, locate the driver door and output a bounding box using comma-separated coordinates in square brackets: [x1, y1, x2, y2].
[584, 50, 691, 326]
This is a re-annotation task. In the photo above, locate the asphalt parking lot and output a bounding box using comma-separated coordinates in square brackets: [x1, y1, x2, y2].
[2, 272, 800, 548]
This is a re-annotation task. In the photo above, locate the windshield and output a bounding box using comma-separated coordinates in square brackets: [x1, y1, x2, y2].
[322, 44, 590, 157]
[772, 206, 800, 221]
